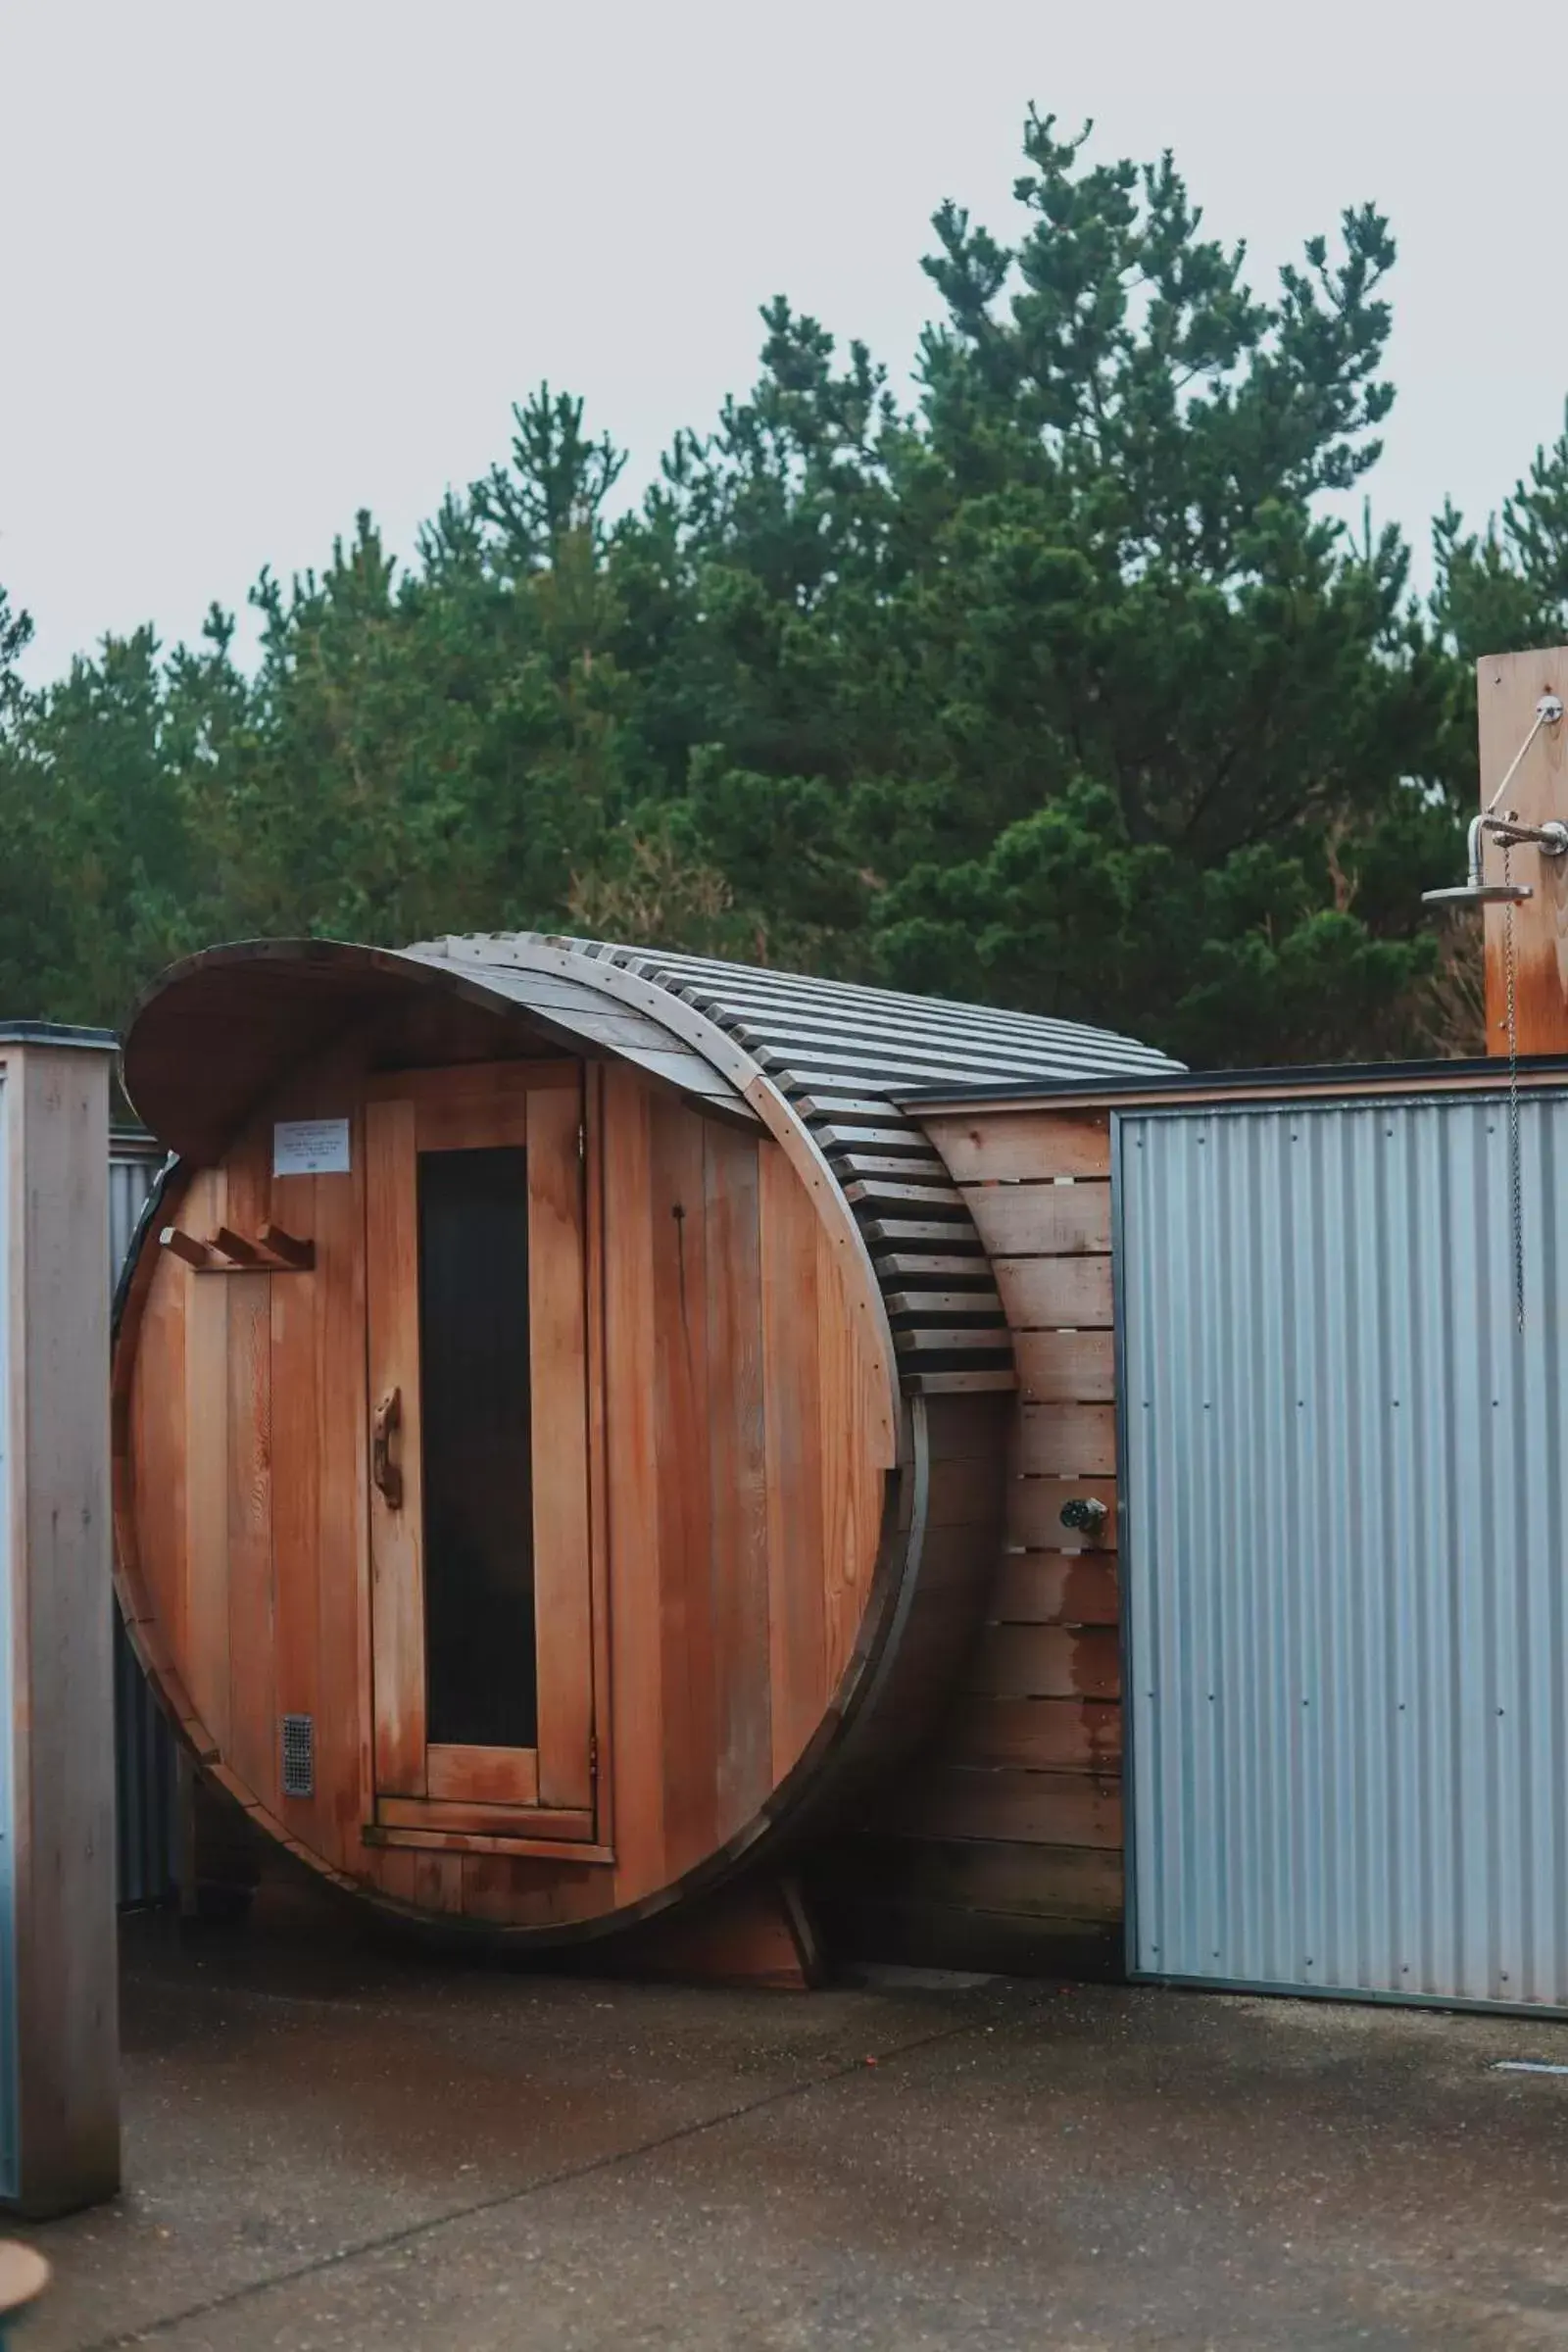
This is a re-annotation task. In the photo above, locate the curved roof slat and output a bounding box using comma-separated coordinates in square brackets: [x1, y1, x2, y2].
[403, 945, 760, 1122]
[566, 939, 1178, 1079]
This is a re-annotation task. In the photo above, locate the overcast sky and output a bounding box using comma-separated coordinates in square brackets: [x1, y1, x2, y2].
[4, 0, 1565, 681]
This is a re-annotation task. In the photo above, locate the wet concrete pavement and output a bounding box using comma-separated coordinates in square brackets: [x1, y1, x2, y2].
[17, 1890, 1568, 2349]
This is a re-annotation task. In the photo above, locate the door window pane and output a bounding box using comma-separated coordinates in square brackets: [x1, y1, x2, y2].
[416, 1146, 536, 1747]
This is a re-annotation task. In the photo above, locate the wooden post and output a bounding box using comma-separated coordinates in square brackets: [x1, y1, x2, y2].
[0, 1026, 120, 2217]
[1478, 648, 1568, 1054]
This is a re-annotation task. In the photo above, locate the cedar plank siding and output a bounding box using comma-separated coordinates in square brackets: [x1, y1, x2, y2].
[811, 1106, 1126, 1976]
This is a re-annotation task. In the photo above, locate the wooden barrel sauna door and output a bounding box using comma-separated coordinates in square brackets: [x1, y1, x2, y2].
[365, 1060, 598, 1847]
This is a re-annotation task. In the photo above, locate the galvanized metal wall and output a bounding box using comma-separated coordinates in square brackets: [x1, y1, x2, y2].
[109, 1136, 176, 1909]
[1119, 1092, 1568, 2010]
[111, 1143, 166, 1296]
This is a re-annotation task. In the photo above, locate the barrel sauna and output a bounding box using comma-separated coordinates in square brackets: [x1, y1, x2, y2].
[112, 933, 1176, 1952]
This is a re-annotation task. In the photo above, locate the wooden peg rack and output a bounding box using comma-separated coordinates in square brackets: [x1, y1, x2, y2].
[160, 1221, 315, 1274]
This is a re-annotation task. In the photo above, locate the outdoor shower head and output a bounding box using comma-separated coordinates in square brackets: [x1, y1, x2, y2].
[1421, 877, 1535, 906]
[1422, 809, 1566, 908]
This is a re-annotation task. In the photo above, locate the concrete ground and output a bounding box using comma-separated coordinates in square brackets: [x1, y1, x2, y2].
[16, 1889, 1568, 2350]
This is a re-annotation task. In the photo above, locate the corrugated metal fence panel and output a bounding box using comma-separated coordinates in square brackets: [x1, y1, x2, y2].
[111, 1142, 165, 1279]
[109, 1137, 177, 1909]
[113, 1599, 177, 1911]
[1120, 1093, 1568, 2010]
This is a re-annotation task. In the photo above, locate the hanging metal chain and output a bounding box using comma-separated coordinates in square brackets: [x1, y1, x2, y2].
[1503, 832, 1525, 1334]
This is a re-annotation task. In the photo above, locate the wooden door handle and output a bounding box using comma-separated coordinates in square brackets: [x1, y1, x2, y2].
[372, 1387, 403, 1509]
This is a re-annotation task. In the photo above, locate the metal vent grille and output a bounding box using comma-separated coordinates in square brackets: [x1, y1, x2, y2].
[280, 1714, 315, 1799]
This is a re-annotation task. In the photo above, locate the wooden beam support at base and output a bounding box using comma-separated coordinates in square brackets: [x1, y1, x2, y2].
[597, 1875, 824, 1990]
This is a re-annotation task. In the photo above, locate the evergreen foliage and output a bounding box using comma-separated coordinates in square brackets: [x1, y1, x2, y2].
[3, 115, 1564, 1063]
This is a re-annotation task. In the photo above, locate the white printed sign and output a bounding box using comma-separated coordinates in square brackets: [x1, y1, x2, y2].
[272, 1118, 352, 1177]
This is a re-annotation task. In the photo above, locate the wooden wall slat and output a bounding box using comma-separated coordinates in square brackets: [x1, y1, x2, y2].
[374, 1846, 418, 1907]
[366, 1056, 573, 1105]
[602, 1065, 666, 1903]
[760, 1139, 826, 1783]
[412, 1849, 465, 1914]
[461, 1853, 606, 1928]
[958, 1180, 1111, 1259]
[375, 1061, 539, 1163]
[128, 1244, 188, 1681]
[964, 1624, 1120, 1701]
[223, 1272, 274, 1809]
[878, 1768, 1123, 1849]
[925, 1110, 1110, 1183]
[704, 1120, 772, 1835]
[364, 1098, 427, 1796]
[991, 1554, 1119, 1626]
[993, 1255, 1113, 1330]
[313, 1094, 371, 1869]
[1013, 1330, 1115, 1402]
[528, 1078, 595, 1812]
[270, 1164, 321, 1835]
[220, 1128, 275, 1817]
[943, 1695, 1123, 1772]
[1018, 1401, 1118, 1477]
[582, 1062, 612, 1855]
[650, 1095, 718, 1877]
[818, 1225, 885, 1687]
[460, 1855, 509, 1921]
[183, 1167, 231, 1756]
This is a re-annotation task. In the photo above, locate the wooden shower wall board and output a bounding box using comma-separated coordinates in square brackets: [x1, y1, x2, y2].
[829, 1104, 1127, 1974]
[1478, 646, 1568, 1054]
